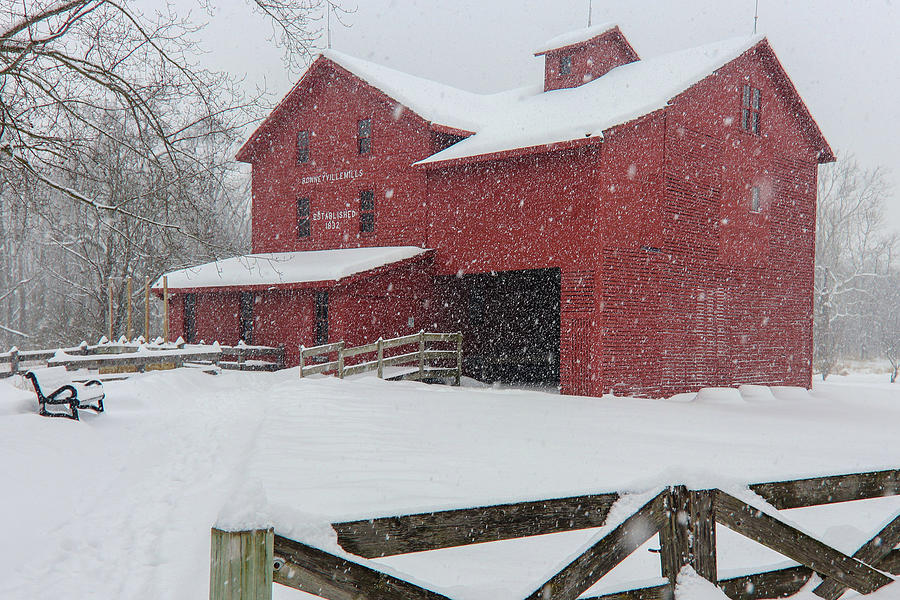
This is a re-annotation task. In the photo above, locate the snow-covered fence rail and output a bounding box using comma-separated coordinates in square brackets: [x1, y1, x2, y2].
[299, 331, 462, 385]
[209, 468, 900, 600]
[0, 341, 285, 376]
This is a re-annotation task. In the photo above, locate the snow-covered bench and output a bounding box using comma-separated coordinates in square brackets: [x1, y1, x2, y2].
[24, 368, 105, 421]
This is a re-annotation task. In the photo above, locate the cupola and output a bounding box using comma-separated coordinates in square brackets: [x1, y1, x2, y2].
[534, 23, 640, 92]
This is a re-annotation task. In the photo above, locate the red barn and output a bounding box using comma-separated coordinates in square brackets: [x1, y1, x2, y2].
[156, 24, 834, 397]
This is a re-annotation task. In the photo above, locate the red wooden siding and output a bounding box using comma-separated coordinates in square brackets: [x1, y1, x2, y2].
[166, 36, 827, 398]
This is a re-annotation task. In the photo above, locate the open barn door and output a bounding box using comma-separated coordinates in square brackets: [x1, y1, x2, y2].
[461, 268, 560, 386]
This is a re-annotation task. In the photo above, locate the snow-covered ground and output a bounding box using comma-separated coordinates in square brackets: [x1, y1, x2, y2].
[1, 368, 898, 599]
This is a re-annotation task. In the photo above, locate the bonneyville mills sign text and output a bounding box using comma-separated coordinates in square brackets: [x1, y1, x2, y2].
[301, 169, 364, 185]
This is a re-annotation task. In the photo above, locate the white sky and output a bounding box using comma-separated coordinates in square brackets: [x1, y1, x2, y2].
[194, 0, 900, 222]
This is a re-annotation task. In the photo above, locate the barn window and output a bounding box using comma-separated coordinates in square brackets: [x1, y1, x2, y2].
[296, 130, 310, 164]
[314, 291, 329, 345]
[359, 190, 375, 233]
[741, 85, 761, 134]
[297, 197, 311, 238]
[358, 118, 372, 154]
[559, 54, 572, 75]
[750, 186, 761, 212]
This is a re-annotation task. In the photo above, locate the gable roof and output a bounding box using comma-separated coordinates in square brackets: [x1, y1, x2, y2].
[238, 32, 833, 168]
[236, 51, 496, 162]
[417, 35, 767, 166]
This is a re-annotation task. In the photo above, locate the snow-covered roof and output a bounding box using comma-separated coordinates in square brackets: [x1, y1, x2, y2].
[153, 247, 429, 291]
[323, 50, 493, 133]
[533, 22, 619, 54]
[417, 35, 765, 165]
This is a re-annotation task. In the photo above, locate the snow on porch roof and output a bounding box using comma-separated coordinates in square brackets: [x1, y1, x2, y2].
[416, 34, 765, 166]
[153, 247, 430, 292]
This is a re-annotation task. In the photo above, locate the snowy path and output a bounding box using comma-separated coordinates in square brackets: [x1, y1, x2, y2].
[0, 370, 271, 600]
[0, 369, 898, 599]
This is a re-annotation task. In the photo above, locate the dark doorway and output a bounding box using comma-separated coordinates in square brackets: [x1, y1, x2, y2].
[183, 293, 197, 344]
[314, 291, 329, 345]
[462, 268, 560, 385]
[240, 292, 254, 344]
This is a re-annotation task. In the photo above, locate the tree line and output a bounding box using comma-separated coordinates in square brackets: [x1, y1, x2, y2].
[0, 0, 348, 347]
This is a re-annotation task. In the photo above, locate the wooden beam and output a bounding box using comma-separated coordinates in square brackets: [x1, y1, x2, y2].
[716, 565, 812, 600]
[523, 493, 667, 600]
[714, 491, 892, 595]
[659, 487, 716, 587]
[209, 528, 273, 600]
[881, 548, 900, 575]
[813, 512, 900, 599]
[586, 565, 812, 600]
[749, 469, 900, 509]
[333, 492, 619, 558]
[272, 534, 452, 600]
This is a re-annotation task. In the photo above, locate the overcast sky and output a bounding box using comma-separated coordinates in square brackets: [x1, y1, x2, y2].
[195, 0, 899, 220]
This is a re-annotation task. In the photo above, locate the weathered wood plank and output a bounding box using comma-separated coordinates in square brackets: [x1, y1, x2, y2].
[523, 493, 667, 600]
[881, 548, 900, 575]
[813, 512, 900, 599]
[422, 332, 460, 342]
[381, 333, 422, 349]
[209, 528, 273, 600]
[301, 342, 344, 358]
[749, 469, 900, 509]
[301, 361, 339, 375]
[381, 351, 421, 367]
[340, 342, 379, 358]
[659, 487, 716, 587]
[717, 565, 812, 600]
[333, 492, 620, 558]
[272, 534, 452, 600]
[586, 566, 813, 600]
[715, 491, 892, 594]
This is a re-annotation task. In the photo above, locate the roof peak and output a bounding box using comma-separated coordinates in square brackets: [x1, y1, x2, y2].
[534, 22, 621, 55]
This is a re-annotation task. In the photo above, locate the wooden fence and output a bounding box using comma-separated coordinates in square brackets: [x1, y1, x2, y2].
[299, 331, 462, 385]
[210, 468, 900, 600]
[0, 341, 285, 376]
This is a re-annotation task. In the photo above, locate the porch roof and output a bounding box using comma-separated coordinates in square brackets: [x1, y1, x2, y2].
[152, 246, 431, 293]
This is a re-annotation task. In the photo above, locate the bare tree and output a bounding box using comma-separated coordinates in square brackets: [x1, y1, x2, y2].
[814, 156, 897, 379]
[0, 0, 350, 346]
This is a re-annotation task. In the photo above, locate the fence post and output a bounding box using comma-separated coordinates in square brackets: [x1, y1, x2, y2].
[10, 348, 19, 376]
[299, 346, 305, 378]
[238, 348, 246, 371]
[337, 342, 345, 379]
[659, 486, 717, 595]
[162, 276, 169, 344]
[126, 276, 133, 341]
[377, 337, 384, 379]
[455, 332, 463, 386]
[144, 276, 150, 342]
[209, 527, 273, 600]
[418, 330, 425, 379]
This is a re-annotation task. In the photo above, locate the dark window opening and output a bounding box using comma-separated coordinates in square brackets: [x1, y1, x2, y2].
[357, 118, 371, 155]
[315, 291, 328, 346]
[559, 54, 572, 75]
[741, 85, 761, 134]
[297, 130, 310, 164]
[240, 292, 254, 344]
[183, 293, 197, 344]
[297, 197, 310, 238]
[359, 190, 375, 233]
[750, 185, 761, 212]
